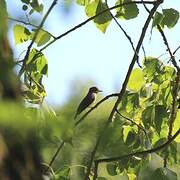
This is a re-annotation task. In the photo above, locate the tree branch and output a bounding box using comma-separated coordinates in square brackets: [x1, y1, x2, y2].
[157, 25, 180, 71]
[84, 1, 163, 179]
[115, 109, 149, 143]
[93, 128, 180, 179]
[45, 93, 119, 173]
[173, 45, 180, 55]
[107, 5, 142, 68]
[19, 0, 58, 76]
[44, 141, 65, 173]
[8, 17, 56, 39]
[75, 93, 119, 126]
[39, 0, 155, 52]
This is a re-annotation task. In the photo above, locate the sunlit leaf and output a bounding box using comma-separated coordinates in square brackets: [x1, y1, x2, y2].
[173, 110, 180, 142]
[76, 0, 89, 6]
[143, 57, 163, 83]
[128, 68, 145, 91]
[32, 29, 51, 47]
[26, 48, 48, 76]
[13, 24, 31, 44]
[120, 91, 139, 116]
[85, 0, 112, 33]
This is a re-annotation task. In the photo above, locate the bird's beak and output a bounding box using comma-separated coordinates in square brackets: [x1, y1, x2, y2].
[97, 89, 102, 93]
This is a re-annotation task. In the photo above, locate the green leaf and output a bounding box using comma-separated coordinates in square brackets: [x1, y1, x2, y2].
[161, 8, 179, 29]
[151, 167, 177, 180]
[26, 48, 48, 76]
[116, 0, 139, 20]
[154, 105, 169, 135]
[173, 110, 180, 142]
[128, 68, 145, 91]
[106, 163, 117, 176]
[30, 0, 43, 13]
[142, 105, 155, 128]
[54, 166, 70, 180]
[85, 0, 112, 33]
[152, 12, 164, 28]
[138, 153, 163, 180]
[143, 57, 163, 83]
[21, 0, 30, 4]
[120, 91, 139, 116]
[94, 1, 112, 24]
[13, 24, 31, 44]
[76, 0, 89, 6]
[32, 29, 51, 47]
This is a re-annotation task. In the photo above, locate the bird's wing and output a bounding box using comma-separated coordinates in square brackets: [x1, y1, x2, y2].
[74, 94, 95, 119]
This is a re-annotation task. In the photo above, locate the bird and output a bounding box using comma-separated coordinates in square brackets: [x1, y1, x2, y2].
[74, 86, 102, 119]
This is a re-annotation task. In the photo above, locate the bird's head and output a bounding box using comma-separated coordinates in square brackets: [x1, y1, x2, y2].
[89, 86, 102, 94]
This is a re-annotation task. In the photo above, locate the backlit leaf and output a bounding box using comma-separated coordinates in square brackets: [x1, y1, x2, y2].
[13, 24, 31, 44]
[128, 68, 145, 91]
[32, 29, 51, 47]
[85, 0, 112, 33]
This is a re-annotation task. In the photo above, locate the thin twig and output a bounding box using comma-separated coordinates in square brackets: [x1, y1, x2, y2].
[155, 24, 180, 167]
[142, 45, 147, 62]
[39, 0, 155, 52]
[106, 3, 142, 68]
[173, 45, 180, 55]
[44, 141, 65, 173]
[8, 17, 56, 39]
[19, 0, 58, 76]
[157, 25, 180, 71]
[93, 128, 180, 179]
[45, 93, 119, 172]
[164, 72, 180, 167]
[115, 109, 149, 141]
[84, 1, 163, 179]
[75, 93, 119, 126]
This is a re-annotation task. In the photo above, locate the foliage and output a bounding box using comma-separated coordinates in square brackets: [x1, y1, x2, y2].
[0, 0, 180, 180]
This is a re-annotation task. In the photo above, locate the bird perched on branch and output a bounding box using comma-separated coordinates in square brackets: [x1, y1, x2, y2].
[74, 86, 102, 119]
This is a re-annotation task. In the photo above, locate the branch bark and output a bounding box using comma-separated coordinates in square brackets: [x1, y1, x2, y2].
[84, 1, 163, 179]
